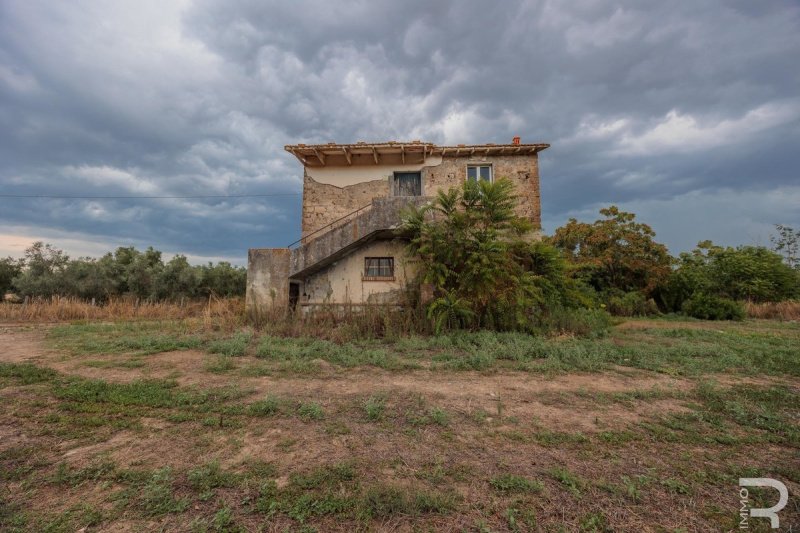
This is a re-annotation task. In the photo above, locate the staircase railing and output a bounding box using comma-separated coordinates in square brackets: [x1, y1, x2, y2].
[287, 202, 373, 249]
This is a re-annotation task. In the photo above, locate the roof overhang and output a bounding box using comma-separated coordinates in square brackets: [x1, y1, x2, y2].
[285, 141, 549, 167]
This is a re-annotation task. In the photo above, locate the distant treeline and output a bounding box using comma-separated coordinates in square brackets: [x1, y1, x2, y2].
[0, 242, 246, 301]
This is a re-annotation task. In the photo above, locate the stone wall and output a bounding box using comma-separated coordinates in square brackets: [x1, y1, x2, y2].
[300, 153, 541, 240]
[301, 172, 389, 238]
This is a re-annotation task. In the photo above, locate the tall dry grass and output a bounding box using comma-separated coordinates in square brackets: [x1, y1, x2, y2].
[744, 300, 800, 320]
[0, 295, 245, 324]
[249, 302, 431, 342]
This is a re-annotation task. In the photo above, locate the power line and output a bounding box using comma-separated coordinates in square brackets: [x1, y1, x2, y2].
[0, 193, 301, 199]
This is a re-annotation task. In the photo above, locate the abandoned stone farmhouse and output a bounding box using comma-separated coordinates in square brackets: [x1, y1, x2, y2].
[246, 139, 549, 312]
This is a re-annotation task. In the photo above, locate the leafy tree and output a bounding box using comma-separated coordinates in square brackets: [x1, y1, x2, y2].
[62, 258, 115, 301]
[0, 257, 23, 295]
[549, 206, 672, 298]
[155, 255, 198, 300]
[126, 248, 164, 300]
[402, 179, 592, 331]
[664, 241, 799, 306]
[771, 224, 799, 269]
[12, 242, 70, 297]
[197, 262, 247, 297]
[8, 242, 246, 301]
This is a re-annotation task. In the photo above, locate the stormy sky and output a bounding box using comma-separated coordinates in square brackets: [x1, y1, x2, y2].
[1, 0, 798, 264]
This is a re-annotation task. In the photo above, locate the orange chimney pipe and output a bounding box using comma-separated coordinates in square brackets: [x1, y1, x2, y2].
[512, 136, 520, 145]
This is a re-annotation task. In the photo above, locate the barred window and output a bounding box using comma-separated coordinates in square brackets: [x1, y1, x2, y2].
[364, 257, 394, 279]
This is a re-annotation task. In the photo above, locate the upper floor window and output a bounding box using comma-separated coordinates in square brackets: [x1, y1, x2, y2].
[467, 165, 492, 183]
[393, 172, 422, 196]
[364, 257, 394, 280]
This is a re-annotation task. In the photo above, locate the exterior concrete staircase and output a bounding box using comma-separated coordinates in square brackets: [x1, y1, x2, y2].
[288, 196, 431, 279]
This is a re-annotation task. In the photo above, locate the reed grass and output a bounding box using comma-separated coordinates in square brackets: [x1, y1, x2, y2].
[0, 295, 244, 324]
[745, 300, 800, 320]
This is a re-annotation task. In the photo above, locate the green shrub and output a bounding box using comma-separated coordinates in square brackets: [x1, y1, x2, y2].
[403, 180, 600, 334]
[682, 293, 745, 321]
[605, 291, 659, 317]
[537, 308, 611, 337]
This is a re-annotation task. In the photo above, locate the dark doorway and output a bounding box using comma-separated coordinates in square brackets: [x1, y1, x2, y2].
[394, 172, 422, 196]
[289, 282, 300, 311]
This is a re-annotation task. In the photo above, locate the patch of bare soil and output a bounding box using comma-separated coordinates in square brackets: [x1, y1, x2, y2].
[0, 323, 54, 363]
[616, 319, 720, 331]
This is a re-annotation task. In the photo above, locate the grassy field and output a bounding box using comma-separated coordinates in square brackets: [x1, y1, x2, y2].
[0, 317, 798, 531]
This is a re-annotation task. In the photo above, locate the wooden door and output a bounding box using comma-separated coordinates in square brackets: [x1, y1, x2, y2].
[394, 172, 421, 196]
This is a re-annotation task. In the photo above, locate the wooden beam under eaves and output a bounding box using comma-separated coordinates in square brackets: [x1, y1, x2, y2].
[312, 148, 325, 165]
[342, 147, 352, 165]
[372, 147, 379, 164]
[401, 145, 405, 163]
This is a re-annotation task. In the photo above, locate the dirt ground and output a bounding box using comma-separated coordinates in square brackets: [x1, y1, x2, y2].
[1, 322, 797, 532]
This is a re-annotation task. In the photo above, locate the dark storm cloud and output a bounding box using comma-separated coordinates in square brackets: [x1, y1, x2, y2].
[1, 0, 799, 261]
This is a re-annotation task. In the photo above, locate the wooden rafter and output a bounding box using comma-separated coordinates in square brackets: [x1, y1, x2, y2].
[284, 142, 550, 166]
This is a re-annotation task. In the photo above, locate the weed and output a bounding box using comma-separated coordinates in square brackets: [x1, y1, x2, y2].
[357, 485, 456, 518]
[205, 356, 236, 373]
[207, 331, 252, 357]
[290, 462, 356, 490]
[506, 507, 537, 531]
[490, 474, 544, 493]
[429, 407, 449, 426]
[534, 430, 589, 447]
[661, 478, 692, 495]
[211, 506, 235, 531]
[621, 475, 642, 502]
[0, 362, 58, 386]
[548, 467, 585, 497]
[187, 460, 238, 500]
[246, 395, 281, 417]
[580, 511, 611, 532]
[297, 402, 325, 421]
[139, 468, 188, 516]
[363, 395, 386, 421]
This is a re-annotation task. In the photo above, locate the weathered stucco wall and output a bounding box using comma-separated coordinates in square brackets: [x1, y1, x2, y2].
[305, 156, 442, 187]
[245, 248, 290, 313]
[300, 240, 417, 306]
[300, 153, 541, 238]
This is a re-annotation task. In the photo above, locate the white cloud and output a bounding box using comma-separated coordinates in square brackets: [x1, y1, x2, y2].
[616, 100, 800, 156]
[0, 226, 244, 265]
[62, 165, 159, 195]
